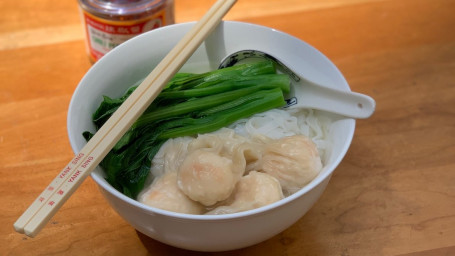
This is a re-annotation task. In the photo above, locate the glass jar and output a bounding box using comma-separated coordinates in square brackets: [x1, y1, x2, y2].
[78, 0, 175, 62]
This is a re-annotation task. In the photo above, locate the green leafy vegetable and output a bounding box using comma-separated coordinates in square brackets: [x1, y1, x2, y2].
[84, 60, 290, 199]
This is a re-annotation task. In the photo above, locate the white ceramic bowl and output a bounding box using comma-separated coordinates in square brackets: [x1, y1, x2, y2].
[67, 21, 355, 251]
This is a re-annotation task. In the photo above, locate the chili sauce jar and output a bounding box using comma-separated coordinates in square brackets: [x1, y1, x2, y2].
[78, 0, 175, 62]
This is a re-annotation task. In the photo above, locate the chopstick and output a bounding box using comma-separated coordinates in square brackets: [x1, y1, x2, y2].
[14, 0, 237, 238]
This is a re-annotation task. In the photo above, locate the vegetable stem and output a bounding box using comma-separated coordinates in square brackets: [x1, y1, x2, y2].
[159, 88, 286, 138]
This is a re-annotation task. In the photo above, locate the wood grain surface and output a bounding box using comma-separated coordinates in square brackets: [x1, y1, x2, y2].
[1, 0, 454, 255]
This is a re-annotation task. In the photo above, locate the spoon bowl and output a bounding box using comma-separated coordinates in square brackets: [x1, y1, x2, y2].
[219, 50, 375, 119]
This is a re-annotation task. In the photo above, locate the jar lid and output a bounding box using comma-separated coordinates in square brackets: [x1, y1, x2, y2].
[78, 0, 166, 18]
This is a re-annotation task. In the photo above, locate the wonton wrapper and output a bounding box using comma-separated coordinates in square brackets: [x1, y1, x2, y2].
[177, 149, 235, 206]
[150, 136, 193, 177]
[188, 128, 263, 173]
[177, 129, 263, 206]
[261, 135, 322, 194]
[138, 171, 204, 214]
[206, 171, 284, 215]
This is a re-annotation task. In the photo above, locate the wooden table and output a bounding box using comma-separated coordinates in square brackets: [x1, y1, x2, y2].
[1, 0, 454, 255]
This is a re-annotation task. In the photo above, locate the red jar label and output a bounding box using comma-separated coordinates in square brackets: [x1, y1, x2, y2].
[81, 10, 166, 62]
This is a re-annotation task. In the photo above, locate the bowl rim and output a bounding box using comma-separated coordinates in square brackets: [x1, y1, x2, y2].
[68, 20, 355, 220]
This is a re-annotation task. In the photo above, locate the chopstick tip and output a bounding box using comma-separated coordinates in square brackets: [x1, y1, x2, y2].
[13, 222, 25, 234]
[24, 227, 39, 238]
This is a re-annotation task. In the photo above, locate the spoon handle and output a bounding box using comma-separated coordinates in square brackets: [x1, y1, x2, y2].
[292, 81, 376, 119]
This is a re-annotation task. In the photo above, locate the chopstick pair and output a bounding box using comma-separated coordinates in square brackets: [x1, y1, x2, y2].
[14, 0, 237, 238]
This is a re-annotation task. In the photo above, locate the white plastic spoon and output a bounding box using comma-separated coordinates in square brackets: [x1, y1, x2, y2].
[218, 50, 375, 119]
